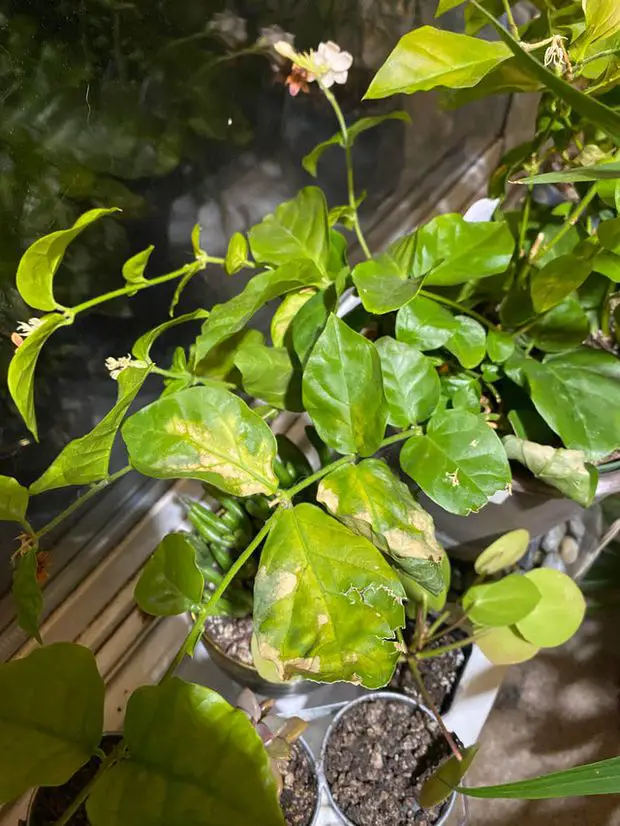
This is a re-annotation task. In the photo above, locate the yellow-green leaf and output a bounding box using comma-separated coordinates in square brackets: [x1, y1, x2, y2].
[476, 625, 539, 665]
[0, 476, 29, 526]
[515, 568, 586, 648]
[474, 529, 530, 576]
[463, 574, 541, 627]
[419, 745, 479, 808]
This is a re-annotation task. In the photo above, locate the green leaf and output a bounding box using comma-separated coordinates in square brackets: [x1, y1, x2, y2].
[252, 503, 405, 688]
[292, 286, 337, 365]
[442, 372, 482, 413]
[530, 296, 590, 353]
[302, 315, 387, 457]
[463, 574, 541, 627]
[435, 0, 466, 14]
[270, 289, 316, 347]
[364, 26, 511, 98]
[396, 296, 457, 350]
[413, 214, 515, 287]
[400, 409, 511, 515]
[348, 111, 412, 141]
[248, 187, 330, 273]
[515, 568, 586, 648]
[460, 755, 620, 799]
[445, 316, 486, 369]
[194, 329, 260, 382]
[476, 625, 539, 665]
[191, 223, 205, 260]
[572, 0, 620, 58]
[522, 348, 620, 459]
[470, 1, 620, 144]
[398, 553, 451, 613]
[86, 679, 283, 826]
[133, 309, 209, 362]
[16, 208, 120, 311]
[374, 337, 440, 426]
[503, 435, 598, 507]
[519, 162, 620, 184]
[0, 476, 29, 525]
[445, 58, 542, 106]
[8, 313, 73, 440]
[134, 533, 204, 616]
[0, 643, 104, 802]
[302, 135, 341, 177]
[193, 260, 327, 363]
[598, 216, 620, 254]
[122, 245, 153, 295]
[352, 266, 422, 314]
[13, 550, 43, 642]
[530, 255, 593, 313]
[474, 529, 531, 576]
[122, 386, 279, 496]
[225, 232, 249, 275]
[29, 366, 150, 495]
[486, 329, 515, 363]
[419, 745, 479, 808]
[234, 339, 302, 410]
[317, 458, 446, 587]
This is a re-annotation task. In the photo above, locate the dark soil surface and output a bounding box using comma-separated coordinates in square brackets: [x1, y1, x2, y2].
[204, 614, 254, 667]
[28, 736, 120, 826]
[390, 629, 470, 713]
[280, 741, 319, 826]
[324, 698, 454, 826]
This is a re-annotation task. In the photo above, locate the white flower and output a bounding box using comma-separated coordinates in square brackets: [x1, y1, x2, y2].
[544, 35, 568, 72]
[207, 11, 247, 48]
[105, 354, 134, 380]
[15, 317, 43, 338]
[313, 41, 353, 88]
[258, 25, 294, 50]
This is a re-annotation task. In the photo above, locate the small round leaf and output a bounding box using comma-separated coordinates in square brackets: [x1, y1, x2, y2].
[463, 574, 541, 627]
[516, 568, 586, 648]
[474, 529, 531, 575]
[476, 625, 539, 665]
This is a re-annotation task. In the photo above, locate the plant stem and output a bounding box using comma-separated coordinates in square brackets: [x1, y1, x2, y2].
[36, 466, 132, 541]
[425, 610, 451, 641]
[416, 633, 484, 660]
[427, 613, 471, 644]
[408, 656, 463, 761]
[320, 83, 372, 260]
[501, 0, 519, 38]
[575, 47, 620, 69]
[150, 365, 234, 390]
[413, 602, 428, 651]
[52, 741, 126, 826]
[532, 184, 598, 263]
[379, 428, 421, 449]
[283, 454, 355, 499]
[601, 280, 615, 337]
[162, 604, 211, 681]
[418, 290, 496, 330]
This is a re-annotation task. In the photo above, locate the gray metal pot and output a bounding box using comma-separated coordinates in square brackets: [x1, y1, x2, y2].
[319, 691, 458, 826]
[290, 737, 321, 826]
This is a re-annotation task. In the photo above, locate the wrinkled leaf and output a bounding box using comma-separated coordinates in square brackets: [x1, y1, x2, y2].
[503, 435, 598, 507]
[463, 574, 541, 627]
[0, 643, 104, 802]
[134, 533, 204, 616]
[419, 745, 479, 808]
[476, 625, 539, 665]
[516, 568, 586, 648]
[302, 315, 387, 456]
[234, 339, 301, 410]
[270, 289, 316, 347]
[398, 553, 451, 613]
[474, 529, 531, 576]
[396, 296, 457, 350]
[13, 550, 43, 642]
[400, 409, 511, 515]
[122, 386, 279, 496]
[122, 245, 153, 294]
[133, 309, 208, 363]
[0, 476, 29, 526]
[225, 232, 249, 275]
[87, 679, 283, 826]
[530, 255, 593, 313]
[16, 208, 119, 311]
[375, 337, 440, 426]
[252, 504, 405, 688]
[445, 316, 486, 369]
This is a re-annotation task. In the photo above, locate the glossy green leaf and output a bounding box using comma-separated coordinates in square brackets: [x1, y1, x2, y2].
[353, 267, 421, 314]
[598, 217, 620, 254]
[522, 348, 620, 459]
[13, 550, 43, 642]
[519, 162, 620, 184]
[122, 386, 278, 496]
[463, 574, 541, 627]
[133, 309, 208, 362]
[364, 26, 511, 98]
[503, 435, 598, 507]
[270, 289, 316, 347]
[435, 0, 466, 14]
[8, 313, 73, 440]
[445, 58, 542, 106]
[134, 533, 204, 616]
[516, 568, 586, 648]
[476, 625, 539, 665]
[225, 232, 249, 275]
[474, 529, 531, 576]
[193, 260, 326, 363]
[16, 208, 119, 311]
[87, 679, 283, 826]
[442, 372, 481, 413]
[530, 296, 589, 353]
[0, 476, 29, 526]
[400, 409, 511, 515]
[0, 643, 104, 802]
[572, 0, 620, 58]
[460, 755, 620, 799]
[595, 248, 620, 280]
[252, 503, 405, 688]
[234, 339, 301, 410]
[122, 245, 153, 294]
[194, 330, 260, 382]
[486, 329, 515, 363]
[445, 316, 486, 369]
[291, 286, 337, 365]
[531, 255, 593, 313]
[317, 458, 446, 588]
[302, 135, 341, 177]
[30, 366, 149, 495]
[419, 745, 479, 808]
[248, 187, 329, 273]
[302, 315, 387, 456]
[375, 337, 440, 426]
[396, 296, 457, 350]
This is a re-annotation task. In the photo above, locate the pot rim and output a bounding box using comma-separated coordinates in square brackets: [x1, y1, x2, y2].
[319, 691, 457, 826]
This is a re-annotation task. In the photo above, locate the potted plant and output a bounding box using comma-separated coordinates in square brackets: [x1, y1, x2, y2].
[0, 3, 618, 821]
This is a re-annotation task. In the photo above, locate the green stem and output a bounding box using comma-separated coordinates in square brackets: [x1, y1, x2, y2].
[601, 280, 615, 337]
[518, 190, 532, 258]
[379, 428, 421, 449]
[408, 656, 463, 761]
[501, 0, 519, 38]
[36, 466, 132, 540]
[427, 612, 471, 644]
[150, 365, 234, 390]
[162, 604, 211, 681]
[418, 290, 496, 330]
[283, 455, 356, 500]
[417, 632, 484, 659]
[320, 83, 372, 260]
[413, 602, 428, 651]
[425, 610, 451, 641]
[533, 184, 598, 263]
[576, 47, 620, 69]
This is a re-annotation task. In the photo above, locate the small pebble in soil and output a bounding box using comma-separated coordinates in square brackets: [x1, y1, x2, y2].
[280, 741, 319, 826]
[560, 535, 580, 565]
[568, 516, 586, 543]
[542, 551, 567, 572]
[204, 614, 254, 666]
[324, 699, 453, 826]
[541, 523, 566, 554]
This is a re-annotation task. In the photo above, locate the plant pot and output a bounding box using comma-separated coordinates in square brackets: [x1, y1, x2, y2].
[320, 692, 457, 826]
[280, 738, 321, 826]
[203, 615, 318, 698]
